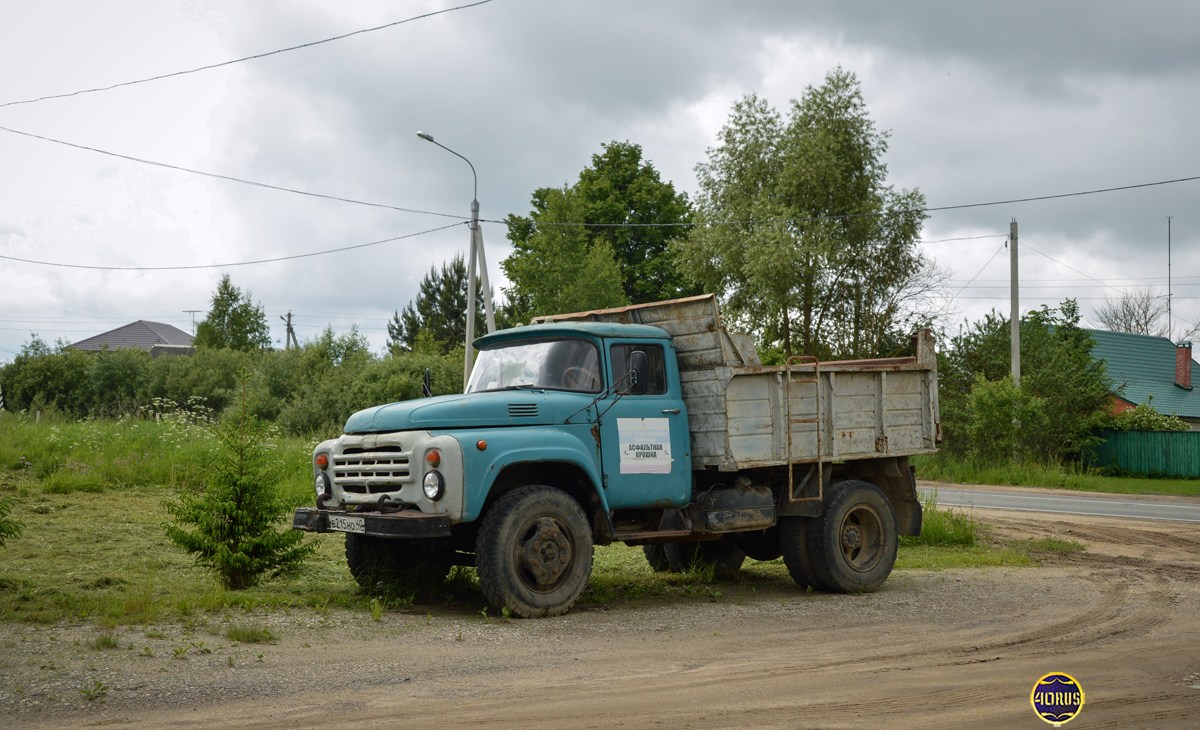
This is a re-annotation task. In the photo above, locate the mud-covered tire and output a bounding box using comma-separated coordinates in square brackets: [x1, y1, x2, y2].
[780, 516, 822, 590]
[736, 527, 783, 562]
[806, 480, 898, 593]
[476, 486, 594, 618]
[663, 539, 746, 579]
[344, 534, 451, 592]
[642, 544, 672, 572]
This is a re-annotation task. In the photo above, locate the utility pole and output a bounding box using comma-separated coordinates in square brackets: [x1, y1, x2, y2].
[279, 312, 298, 350]
[1168, 216, 1173, 340]
[183, 310, 202, 335]
[1010, 219, 1020, 386]
[417, 131, 497, 390]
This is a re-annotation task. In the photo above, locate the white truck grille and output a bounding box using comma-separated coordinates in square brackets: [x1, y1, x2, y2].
[333, 447, 412, 494]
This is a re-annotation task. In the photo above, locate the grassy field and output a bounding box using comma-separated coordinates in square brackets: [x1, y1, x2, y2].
[913, 453, 1200, 497]
[0, 412, 1067, 626]
[0, 478, 1048, 626]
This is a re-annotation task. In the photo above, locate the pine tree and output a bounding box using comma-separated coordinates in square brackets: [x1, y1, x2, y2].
[165, 372, 314, 589]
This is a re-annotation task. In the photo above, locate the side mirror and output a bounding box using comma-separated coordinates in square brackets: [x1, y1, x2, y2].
[628, 350, 649, 395]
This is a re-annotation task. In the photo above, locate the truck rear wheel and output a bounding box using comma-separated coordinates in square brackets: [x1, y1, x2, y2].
[806, 480, 898, 593]
[344, 534, 451, 592]
[779, 517, 822, 590]
[642, 544, 673, 572]
[663, 539, 746, 579]
[476, 486, 594, 618]
[736, 527, 783, 562]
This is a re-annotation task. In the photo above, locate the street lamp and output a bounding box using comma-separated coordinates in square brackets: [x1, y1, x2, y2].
[416, 131, 497, 390]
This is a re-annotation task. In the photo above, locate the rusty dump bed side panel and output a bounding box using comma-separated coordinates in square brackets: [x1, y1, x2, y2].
[534, 295, 942, 472]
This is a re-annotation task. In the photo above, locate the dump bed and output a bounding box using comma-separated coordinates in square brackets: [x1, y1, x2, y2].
[533, 295, 941, 471]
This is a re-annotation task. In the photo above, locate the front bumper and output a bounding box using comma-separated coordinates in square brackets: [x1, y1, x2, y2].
[293, 507, 451, 539]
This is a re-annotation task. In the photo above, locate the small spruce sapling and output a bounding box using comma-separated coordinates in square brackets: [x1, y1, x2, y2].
[0, 495, 24, 548]
[164, 370, 315, 590]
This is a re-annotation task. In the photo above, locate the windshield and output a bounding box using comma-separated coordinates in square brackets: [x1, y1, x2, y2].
[467, 338, 603, 393]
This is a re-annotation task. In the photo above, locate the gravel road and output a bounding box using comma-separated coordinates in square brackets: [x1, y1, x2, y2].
[4, 505, 1200, 729]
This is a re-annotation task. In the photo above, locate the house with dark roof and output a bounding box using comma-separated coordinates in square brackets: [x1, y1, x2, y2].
[70, 320, 195, 357]
[1088, 328, 1200, 430]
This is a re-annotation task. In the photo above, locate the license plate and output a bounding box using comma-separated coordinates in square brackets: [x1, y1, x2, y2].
[327, 514, 365, 533]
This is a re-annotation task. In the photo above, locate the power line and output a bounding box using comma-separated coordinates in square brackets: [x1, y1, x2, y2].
[0, 124, 466, 221]
[0, 222, 464, 271]
[920, 234, 1009, 244]
[955, 276, 1200, 284]
[956, 283, 1200, 290]
[1021, 242, 1125, 296]
[0, 1, 496, 110]
[484, 174, 1200, 229]
[952, 239, 1009, 299]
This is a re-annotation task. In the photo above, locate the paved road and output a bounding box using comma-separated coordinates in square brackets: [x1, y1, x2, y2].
[917, 486, 1200, 523]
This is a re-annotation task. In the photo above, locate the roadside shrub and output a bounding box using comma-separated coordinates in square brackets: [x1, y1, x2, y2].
[1, 326, 466, 439]
[938, 300, 1114, 462]
[164, 373, 316, 590]
[1107, 398, 1189, 432]
[965, 374, 1049, 463]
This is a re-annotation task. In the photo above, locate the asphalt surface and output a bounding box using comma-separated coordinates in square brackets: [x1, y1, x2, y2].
[917, 486, 1200, 524]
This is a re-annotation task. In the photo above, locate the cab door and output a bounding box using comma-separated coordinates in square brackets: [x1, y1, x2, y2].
[597, 340, 691, 509]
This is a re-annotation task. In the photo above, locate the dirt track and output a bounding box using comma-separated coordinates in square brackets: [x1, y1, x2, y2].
[5, 507, 1200, 729]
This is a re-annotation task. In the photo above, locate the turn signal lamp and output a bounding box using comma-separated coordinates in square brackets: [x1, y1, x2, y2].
[315, 453, 329, 469]
[477, 440, 487, 450]
[426, 450, 441, 468]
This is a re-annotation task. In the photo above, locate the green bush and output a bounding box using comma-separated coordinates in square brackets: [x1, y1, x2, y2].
[1106, 398, 1189, 432]
[939, 300, 1114, 463]
[0, 327, 464, 437]
[164, 375, 316, 590]
[965, 374, 1049, 463]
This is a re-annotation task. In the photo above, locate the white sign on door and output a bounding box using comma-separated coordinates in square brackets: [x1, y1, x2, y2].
[617, 417, 672, 474]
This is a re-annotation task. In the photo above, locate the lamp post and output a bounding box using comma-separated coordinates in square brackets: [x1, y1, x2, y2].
[417, 132, 497, 390]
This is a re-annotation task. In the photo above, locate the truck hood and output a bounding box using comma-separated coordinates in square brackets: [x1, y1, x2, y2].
[343, 391, 557, 433]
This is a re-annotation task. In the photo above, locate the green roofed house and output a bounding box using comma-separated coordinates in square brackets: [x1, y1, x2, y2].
[1087, 329, 1200, 431]
[70, 320, 195, 357]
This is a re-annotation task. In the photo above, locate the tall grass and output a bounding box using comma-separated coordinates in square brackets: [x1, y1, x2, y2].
[901, 491, 977, 548]
[0, 405, 315, 496]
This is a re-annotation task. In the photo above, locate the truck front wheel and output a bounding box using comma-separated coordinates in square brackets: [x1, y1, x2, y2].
[344, 534, 451, 592]
[476, 486, 594, 618]
[806, 480, 898, 593]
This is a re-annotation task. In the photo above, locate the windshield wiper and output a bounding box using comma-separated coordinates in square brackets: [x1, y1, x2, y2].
[505, 384, 545, 391]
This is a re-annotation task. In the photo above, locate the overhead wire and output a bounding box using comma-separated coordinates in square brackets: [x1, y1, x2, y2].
[486, 173, 1200, 229]
[0, 1, 495, 110]
[0, 124, 467, 221]
[0, 222, 465, 271]
[1021, 242, 1126, 296]
[951, 239, 1009, 299]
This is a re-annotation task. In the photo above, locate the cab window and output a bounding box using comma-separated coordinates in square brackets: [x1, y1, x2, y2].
[610, 344, 668, 395]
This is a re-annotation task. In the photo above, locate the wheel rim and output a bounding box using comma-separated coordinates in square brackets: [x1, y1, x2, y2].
[515, 515, 575, 593]
[839, 504, 885, 573]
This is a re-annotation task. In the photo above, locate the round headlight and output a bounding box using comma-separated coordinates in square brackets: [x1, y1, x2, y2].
[422, 470, 445, 501]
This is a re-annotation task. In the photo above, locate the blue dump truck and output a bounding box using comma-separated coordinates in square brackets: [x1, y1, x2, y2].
[294, 295, 941, 617]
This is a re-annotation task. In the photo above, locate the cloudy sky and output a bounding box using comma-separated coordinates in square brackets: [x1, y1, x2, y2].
[2, 0, 1198, 359]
